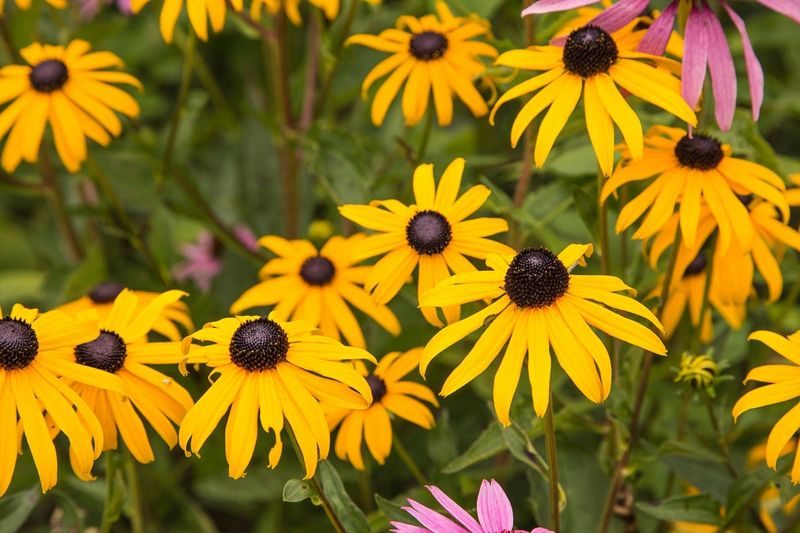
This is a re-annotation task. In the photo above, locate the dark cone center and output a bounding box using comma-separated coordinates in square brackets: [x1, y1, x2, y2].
[75, 330, 127, 374]
[367, 375, 387, 403]
[29, 59, 69, 92]
[0, 317, 39, 371]
[229, 318, 289, 372]
[674, 134, 724, 170]
[737, 194, 754, 207]
[89, 282, 125, 304]
[300, 256, 336, 286]
[683, 254, 707, 277]
[406, 210, 452, 255]
[410, 31, 449, 60]
[504, 248, 570, 308]
[562, 25, 618, 78]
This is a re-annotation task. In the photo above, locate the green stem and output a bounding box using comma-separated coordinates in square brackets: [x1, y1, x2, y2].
[100, 452, 120, 533]
[415, 108, 434, 164]
[706, 400, 737, 478]
[692, 242, 716, 352]
[41, 150, 83, 262]
[544, 396, 560, 532]
[316, 0, 360, 116]
[597, 171, 612, 275]
[393, 434, 428, 487]
[124, 451, 145, 533]
[0, 16, 20, 62]
[161, 32, 196, 186]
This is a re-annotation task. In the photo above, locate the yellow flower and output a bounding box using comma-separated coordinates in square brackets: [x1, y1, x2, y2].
[338, 158, 514, 327]
[0, 304, 124, 496]
[346, 1, 497, 126]
[327, 348, 437, 470]
[491, 23, 695, 176]
[0, 40, 141, 172]
[180, 313, 375, 479]
[250, 0, 378, 24]
[230, 235, 400, 349]
[603, 126, 789, 253]
[420, 244, 666, 421]
[67, 289, 194, 466]
[0, 0, 64, 14]
[733, 330, 800, 484]
[130, 0, 243, 42]
[57, 282, 193, 342]
[674, 352, 718, 390]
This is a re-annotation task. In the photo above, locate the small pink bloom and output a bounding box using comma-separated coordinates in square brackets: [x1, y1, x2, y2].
[172, 226, 257, 292]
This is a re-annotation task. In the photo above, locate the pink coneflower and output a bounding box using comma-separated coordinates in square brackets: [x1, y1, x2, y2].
[79, 0, 133, 19]
[390, 479, 554, 533]
[522, 0, 800, 130]
[172, 226, 258, 291]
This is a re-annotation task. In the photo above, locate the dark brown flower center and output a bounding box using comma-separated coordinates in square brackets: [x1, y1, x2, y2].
[75, 330, 127, 374]
[737, 194, 754, 207]
[406, 210, 452, 255]
[562, 25, 618, 78]
[29, 59, 69, 92]
[229, 318, 289, 372]
[89, 282, 125, 304]
[674, 134, 724, 170]
[0, 317, 39, 371]
[367, 375, 387, 403]
[504, 248, 570, 308]
[683, 254, 707, 277]
[410, 31, 448, 60]
[300, 256, 336, 286]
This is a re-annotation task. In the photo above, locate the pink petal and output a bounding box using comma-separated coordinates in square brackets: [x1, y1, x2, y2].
[755, 0, 800, 23]
[390, 523, 430, 533]
[723, 1, 764, 121]
[476, 480, 514, 533]
[426, 485, 483, 532]
[522, 0, 598, 16]
[531, 529, 556, 533]
[702, 5, 737, 130]
[637, 0, 678, 54]
[587, 0, 649, 34]
[681, 4, 709, 111]
[403, 500, 472, 533]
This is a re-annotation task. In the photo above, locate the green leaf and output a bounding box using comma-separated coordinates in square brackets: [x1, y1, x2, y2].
[374, 494, 410, 524]
[283, 479, 314, 503]
[636, 494, 721, 525]
[723, 468, 777, 527]
[571, 185, 600, 243]
[0, 487, 40, 533]
[660, 449, 734, 502]
[316, 461, 370, 533]
[442, 422, 505, 474]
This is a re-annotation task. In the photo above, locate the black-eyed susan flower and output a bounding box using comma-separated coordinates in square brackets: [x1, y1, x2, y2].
[338, 158, 514, 327]
[230, 235, 400, 349]
[0, 304, 124, 496]
[490, 19, 696, 176]
[0, 40, 141, 173]
[67, 289, 194, 466]
[326, 348, 437, 470]
[57, 282, 193, 342]
[180, 313, 375, 479]
[250, 0, 377, 24]
[345, 1, 497, 126]
[420, 244, 666, 420]
[0, 0, 63, 14]
[733, 330, 800, 484]
[603, 126, 789, 253]
[130, 0, 242, 42]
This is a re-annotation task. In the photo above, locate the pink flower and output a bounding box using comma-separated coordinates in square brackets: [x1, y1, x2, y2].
[79, 0, 133, 19]
[172, 226, 258, 292]
[521, 0, 800, 130]
[390, 479, 554, 533]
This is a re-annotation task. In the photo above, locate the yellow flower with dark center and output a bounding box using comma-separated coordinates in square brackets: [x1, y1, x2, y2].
[419, 244, 666, 420]
[490, 23, 695, 176]
[603, 126, 789, 253]
[250, 0, 379, 25]
[130, 0, 242, 42]
[230, 235, 400, 349]
[0, 303, 124, 496]
[180, 313, 375, 479]
[338, 158, 514, 327]
[0, 0, 64, 14]
[345, 1, 497, 126]
[57, 282, 193, 342]
[326, 348, 437, 470]
[733, 330, 800, 484]
[67, 289, 194, 466]
[0, 40, 141, 172]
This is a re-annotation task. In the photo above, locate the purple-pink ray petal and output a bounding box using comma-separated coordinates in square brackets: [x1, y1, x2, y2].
[755, 0, 800, 23]
[522, 0, 599, 17]
[404, 500, 473, 533]
[390, 523, 431, 533]
[531, 529, 557, 533]
[703, 5, 737, 130]
[722, 1, 764, 121]
[476, 479, 515, 532]
[637, 0, 678, 54]
[586, 0, 650, 34]
[681, 4, 709, 110]
[425, 485, 483, 532]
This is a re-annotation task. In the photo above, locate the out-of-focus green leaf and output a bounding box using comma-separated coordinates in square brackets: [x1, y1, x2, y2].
[0, 487, 40, 533]
[316, 461, 370, 533]
[660, 449, 734, 503]
[373, 493, 409, 530]
[636, 494, 721, 525]
[283, 479, 314, 503]
[722, 468, 777, 527]
[442, 422, 504, 474]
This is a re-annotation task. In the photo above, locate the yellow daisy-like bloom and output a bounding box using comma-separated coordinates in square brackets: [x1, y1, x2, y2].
[338, 158, 514, 327]
[130, 0, 243, 42]
[57, 282, 193, 342]
[490, 22, 696, 176]
[0, 40, 141, 173]
[180, 313, 375, 479]
[67, 289, 194, 466]
[420, 244, 666, 421]
[674, 352, 717, 390]
[230, 235, 400, 349]
[250, 0, 378, 25]
[345, 1, 497, 126]
[0, 0, 63, 14]
[326, 348, 438, 470]
[603, 126, 789, 253]
[0, 304, 124, 496]
[733, 330, 800, 484]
